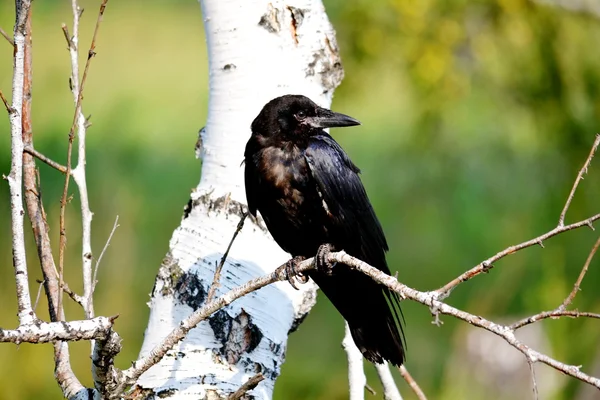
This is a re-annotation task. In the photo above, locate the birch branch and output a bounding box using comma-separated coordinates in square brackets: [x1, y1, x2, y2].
[375, 363, 403, 400]
[113, 238, 599, 396]
[342, 321, 367, 400]
[0, 317, 114, 344]
[66, 0, 109, 320]
[7, 0, 35, 327]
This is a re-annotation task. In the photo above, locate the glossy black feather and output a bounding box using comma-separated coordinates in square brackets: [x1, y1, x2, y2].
[244, 94, 406, 366]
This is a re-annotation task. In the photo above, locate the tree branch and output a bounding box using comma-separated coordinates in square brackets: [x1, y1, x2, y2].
[375, 363, 403, 400]
[23, 145, 68, 174]
[342, 321, 367, 400]
[228, 373, 265, 400]
[560, 235, 600, 310]
[559, 135, 600, 226]
[438, 135, 600, 299]
[0, 25, 14, 46]
[66, 0, 109, 321]
[113, 248, 599, 396]
[0, 317, 115, 344]
[0, 88, 13, 113]
[398, 365, 426, 400]
[206, 211, 247, 302]
[7, 0, 35, 327]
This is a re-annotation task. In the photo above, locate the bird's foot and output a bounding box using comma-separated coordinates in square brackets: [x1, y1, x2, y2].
[316, 243, 335, 276]
[285, 256, 308, 290]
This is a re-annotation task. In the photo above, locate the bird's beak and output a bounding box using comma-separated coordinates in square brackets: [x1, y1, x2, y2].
[307, 108, 361, 129]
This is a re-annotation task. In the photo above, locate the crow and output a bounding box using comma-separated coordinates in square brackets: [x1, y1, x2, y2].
[244, 94, 405, 366]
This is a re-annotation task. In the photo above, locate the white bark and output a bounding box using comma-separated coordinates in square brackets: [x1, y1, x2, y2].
[0, 317, 114, 344]
[342, 322, 366, 400]
[137, 0, 343, 398]
[8, 1, 35, 327]
[375, 363, 403, 400]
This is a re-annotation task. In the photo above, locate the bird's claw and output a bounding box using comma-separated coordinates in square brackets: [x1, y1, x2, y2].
[285, 256, 307, 290]
[316, 243, 335, 276]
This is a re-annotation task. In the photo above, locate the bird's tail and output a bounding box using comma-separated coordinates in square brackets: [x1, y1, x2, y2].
[348, 287, 405, 366]
[310, 269, 406, 366]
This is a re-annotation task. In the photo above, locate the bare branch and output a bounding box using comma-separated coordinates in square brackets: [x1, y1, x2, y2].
[342, 321, 367, 400]
[207, 211, 247, 302]
[437, 214, 600, 298]
[398, 365, 426, 400]
[59, 0, 108, 324]
[560, 235, 600, 310]
[527, 357, 539, 400]
[510, 310, 600, 330]
[63, 283, 85, 307]
[103, 243, 600, 396]
[559, 135, 600, 226]
[437, 136, 600, 299]
[0, 88, 13, 113]
[67, 0, 109, 321]
[23, 145, 68, 174]
[375, 363, 402, 400]
[7, 0, 35, 326]
[0, 25, 14, 46]
[330, 251, 600, 389]
[0, 316, 115, 344]
[227, 373, 264, 400]
[32, 280, 45, 312]
[91, 216, 119, 298]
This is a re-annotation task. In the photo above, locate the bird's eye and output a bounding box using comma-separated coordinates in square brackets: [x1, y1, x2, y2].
[296, 111, 306, 120]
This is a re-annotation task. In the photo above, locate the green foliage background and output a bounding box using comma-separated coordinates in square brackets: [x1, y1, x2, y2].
[1, 1, 599, 399]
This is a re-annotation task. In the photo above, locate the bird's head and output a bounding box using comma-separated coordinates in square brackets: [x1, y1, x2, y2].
[251, 94, 360, 139]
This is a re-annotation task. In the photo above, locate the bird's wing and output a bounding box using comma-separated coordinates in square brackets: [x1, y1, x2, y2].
[305, 134, 405, 357]
[304, 134, 389, 267]
[244, 139, 260, 217]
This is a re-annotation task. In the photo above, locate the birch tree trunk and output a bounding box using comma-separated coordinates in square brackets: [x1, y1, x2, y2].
[136, 0, 344, 398]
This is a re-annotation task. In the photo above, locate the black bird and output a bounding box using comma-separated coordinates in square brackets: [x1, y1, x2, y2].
[244, 94, 405, 366]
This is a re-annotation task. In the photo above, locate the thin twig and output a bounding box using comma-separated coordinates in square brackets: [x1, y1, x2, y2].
[559, 134, 600, 226]
[365, 384, 376, 396]
[398, 365, 426, 400]
[438, 136, 600, 299]
[63, 283, 85, 307]
[560, 235, 600, 310]
[91, 216, 119, 297]
[206, 211, 248, 302]
[0, 25, 14, 46]
[510, 310, 600, 330]
[227, 373, 264, 400]
[527, 358, 539, 400]
[23, 145, 68, 174]
[0, 89, 14, 113]
[33, 279, 45, 312]
[342, 321, 367, 400]
[437, 213, 600, 298]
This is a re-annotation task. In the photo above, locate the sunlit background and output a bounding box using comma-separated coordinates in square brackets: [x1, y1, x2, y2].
[1, 1, 600, 399]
